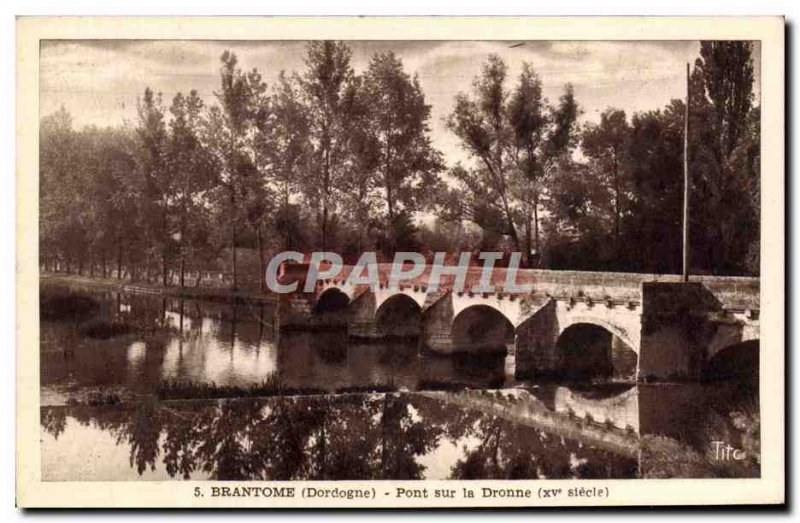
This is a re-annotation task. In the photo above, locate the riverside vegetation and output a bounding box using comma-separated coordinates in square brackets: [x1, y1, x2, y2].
[40, 42, 760, 293]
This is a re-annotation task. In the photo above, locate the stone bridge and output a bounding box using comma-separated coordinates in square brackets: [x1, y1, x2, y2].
[283, 264, 760, 382]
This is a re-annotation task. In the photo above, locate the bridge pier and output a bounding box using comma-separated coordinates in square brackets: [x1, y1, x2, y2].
[346, 290, 378, 338]
[638, 282, 710, 381]
[421, 292, 454, 353]
[515, 300, 558, 378]
[504, 339, 517, 384]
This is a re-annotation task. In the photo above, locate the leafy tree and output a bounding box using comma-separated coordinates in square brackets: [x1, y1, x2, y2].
[39, 107, 86, 273]
[167, 90, 216, 287]
[446, 55, 519, 254]
[625, 102, 685, 273]
[446, 55, 578, 265]
[689, 42, 759, 275]
[206, 51, 270, 290]
[338, 73, 381, 257]
[581, 108, 632, 254]
[39, 41, 760, 283]
[416, 218, 483, 259]
[298, 41, 359, 250]
[82, 124, 143, 279]
[41, 109, 146, 280]
[267, 72, 312, 251]
[509, 70, 578, 262]
[546, 102, 685, 273]
[245, 68, 275, 292]
[541, 161, 612, 270]
[360, 52, 444, 253]
[136, 87, 171, 285]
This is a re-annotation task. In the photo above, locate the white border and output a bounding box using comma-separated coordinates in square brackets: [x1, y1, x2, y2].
[12, 13, 786, 511]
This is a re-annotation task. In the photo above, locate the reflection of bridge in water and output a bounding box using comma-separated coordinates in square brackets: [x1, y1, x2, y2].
[425, 380, 753, 461]
[424, 388, 641, 458]
[282, 264, 760, 382]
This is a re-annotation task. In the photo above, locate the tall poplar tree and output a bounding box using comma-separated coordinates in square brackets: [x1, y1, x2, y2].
[136, 87, 170, 285]
[298, 41, 358, 250]
[361, 52, 444, 253]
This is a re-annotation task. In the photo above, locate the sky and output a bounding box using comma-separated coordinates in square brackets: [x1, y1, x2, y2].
[40, 39, 761, 168]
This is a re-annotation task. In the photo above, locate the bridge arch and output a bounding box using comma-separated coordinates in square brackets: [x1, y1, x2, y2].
[313, 287, 351, 315]
[451, 293, 521, 327]
[702, 339, 759, 382]
[451, 304, 515, 354]
[558, 315, 638, 354]
[556, 322, 638, 381]
[706, 322, 757, 361]
[374, 287, 427, 312]
[375, 293, 422, 337]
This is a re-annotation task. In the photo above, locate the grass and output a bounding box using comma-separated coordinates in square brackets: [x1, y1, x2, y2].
[335, 381, 398, 394]
[158, 378, 405, 399]
[41, 271, 276, 305]
[156, 375, 327, 400]
[416, 380, 471, 392]
[639, 435, 718, 478]
[156, 377, 519, 399]
[639, 402, 760, 479]
[66, 392, 122, 407]
[156, 376, 493, 399]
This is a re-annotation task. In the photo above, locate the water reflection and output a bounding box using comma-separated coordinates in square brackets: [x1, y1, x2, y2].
[41, 286, 506, 400]
[535, 379, 756, 436]
[40, 394, 637, 481]
[41, 382, 758, 481]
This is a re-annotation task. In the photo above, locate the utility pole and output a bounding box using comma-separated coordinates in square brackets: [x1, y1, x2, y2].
[682, 62, 690, 282]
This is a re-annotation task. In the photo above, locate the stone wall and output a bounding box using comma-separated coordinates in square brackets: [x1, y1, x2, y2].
[516, 300, 558, 377]
[421, 292, 454, 352]
[347, 290, 378, 338]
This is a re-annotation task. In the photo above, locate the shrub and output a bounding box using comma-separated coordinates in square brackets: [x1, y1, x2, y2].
[81, 320, 133, 339]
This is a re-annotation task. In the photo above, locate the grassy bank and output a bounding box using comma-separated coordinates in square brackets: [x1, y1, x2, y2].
[639, 433, 759, 479]
[40, 273, 277, 305]
[154, 377, 409, 400]
[153, 377, 486, 400]
[156, 376, 327, 400]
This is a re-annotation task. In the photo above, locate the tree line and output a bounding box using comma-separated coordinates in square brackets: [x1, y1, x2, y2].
[39, 41, 760, 291]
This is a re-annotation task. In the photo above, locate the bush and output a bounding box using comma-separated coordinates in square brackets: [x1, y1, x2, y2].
[40, 290, 99, 321]
[81, 320, 133, 339]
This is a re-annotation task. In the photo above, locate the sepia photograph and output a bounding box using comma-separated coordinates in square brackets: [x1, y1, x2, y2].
[15, 16, 785, 508]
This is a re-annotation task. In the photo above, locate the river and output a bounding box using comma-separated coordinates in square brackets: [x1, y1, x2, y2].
[38, 283, 760, 480]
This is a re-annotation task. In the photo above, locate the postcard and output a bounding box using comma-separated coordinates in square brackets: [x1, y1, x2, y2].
[16, 16, 785, 507]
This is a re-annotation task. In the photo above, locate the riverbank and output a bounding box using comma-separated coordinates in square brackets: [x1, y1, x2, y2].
[40, 272, 277, 305]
